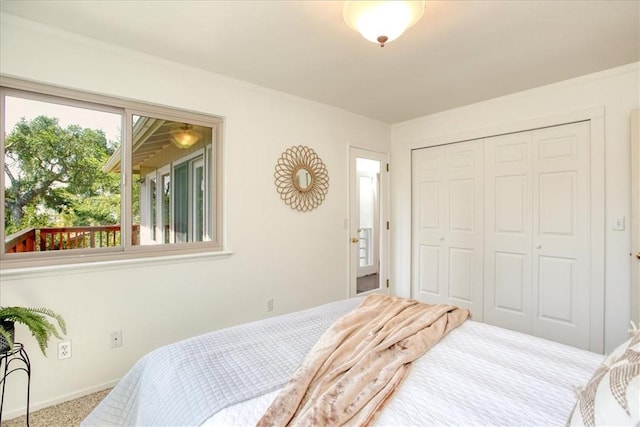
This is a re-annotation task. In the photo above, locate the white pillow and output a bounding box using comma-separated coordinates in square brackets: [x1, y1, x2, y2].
[567, 333, 639, 426]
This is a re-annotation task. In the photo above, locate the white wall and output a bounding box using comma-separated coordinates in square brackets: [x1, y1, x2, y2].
[0, 13, 390, 417]
[390, 62, 640, 354]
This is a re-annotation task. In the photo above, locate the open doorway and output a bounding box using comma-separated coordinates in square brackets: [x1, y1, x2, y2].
[349, 148, 388, 297]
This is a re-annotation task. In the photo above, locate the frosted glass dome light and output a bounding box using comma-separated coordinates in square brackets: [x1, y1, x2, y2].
[343, 1, 426, 47]
[171, 124, 202, 149]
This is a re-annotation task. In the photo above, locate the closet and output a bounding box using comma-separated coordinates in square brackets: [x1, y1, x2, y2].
[412, 121, 599, 351]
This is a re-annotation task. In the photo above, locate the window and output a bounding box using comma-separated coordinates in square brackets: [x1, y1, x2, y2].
[1, 80, 223, 268]
[149, 176, 158, 242]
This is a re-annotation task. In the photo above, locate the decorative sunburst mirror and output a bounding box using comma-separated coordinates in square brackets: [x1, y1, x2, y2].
[274, 145, 329, 212]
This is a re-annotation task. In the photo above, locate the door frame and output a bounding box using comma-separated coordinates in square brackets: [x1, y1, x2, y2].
[631, 109, 640, 325]
[349, 147, 389, 297]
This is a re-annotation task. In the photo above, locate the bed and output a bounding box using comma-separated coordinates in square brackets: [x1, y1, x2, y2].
[82, 296, 638, 426]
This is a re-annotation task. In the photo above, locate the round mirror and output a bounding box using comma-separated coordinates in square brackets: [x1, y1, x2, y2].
[295, 168, 313, 191]
[274, 145, 329, 212]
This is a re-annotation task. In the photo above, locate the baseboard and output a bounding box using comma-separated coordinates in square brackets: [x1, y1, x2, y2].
[3, 379, 119, 421]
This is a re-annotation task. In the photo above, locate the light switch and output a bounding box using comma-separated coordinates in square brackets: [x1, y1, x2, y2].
[613, 216, 625, 231]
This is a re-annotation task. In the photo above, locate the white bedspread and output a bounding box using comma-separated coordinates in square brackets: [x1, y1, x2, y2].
[205, 319, 603, 427]
[83, 296, 602, 427]
[82, 298, 362, 427]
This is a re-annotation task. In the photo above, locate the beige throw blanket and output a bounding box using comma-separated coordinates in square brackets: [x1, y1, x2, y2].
[257, 294, 470, 427]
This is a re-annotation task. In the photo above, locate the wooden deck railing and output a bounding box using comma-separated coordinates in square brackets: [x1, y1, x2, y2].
[5, 228, 37, 253]
[5, 225, 140, 253]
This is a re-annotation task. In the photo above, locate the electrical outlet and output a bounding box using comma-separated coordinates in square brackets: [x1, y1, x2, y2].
[110, 330, 123, 348]
[266, 298, 274, 312]
[58, 340, 72, 360]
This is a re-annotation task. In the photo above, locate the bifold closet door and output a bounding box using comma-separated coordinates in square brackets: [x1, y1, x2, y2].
[484, 121, 592, 349]
[411, 141, 484, 318]
[483, 131, 534, 334]
[531, 122, 591, 349]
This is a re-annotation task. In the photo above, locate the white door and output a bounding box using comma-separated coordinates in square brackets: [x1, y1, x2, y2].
[483, 122, 593, 349]
[412, 141, 484, 317]
[631, 109, 640, 325]
[349, 148, 389, 296]
[483, 131, 534, 334]
[531, 122, 591, 349]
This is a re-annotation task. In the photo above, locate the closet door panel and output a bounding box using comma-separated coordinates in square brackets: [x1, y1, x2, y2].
[449, 179, 474, 231]
[412, 142, 483, 317]
[449, 247, 474, 302]
[532, 121, 591, 349]
[446, 142, 484, 316]
[538, 256, 575, 323]
[539, 172, 576, 236]
[418, 245, 441, 294]
[413, 147, 448, 304]
[418, 182, 440, 228]
[494, 252, 526, 312]
[495, 175, 526, 232]
[484, 132, 533, 333]
[448, 177, 476, 304]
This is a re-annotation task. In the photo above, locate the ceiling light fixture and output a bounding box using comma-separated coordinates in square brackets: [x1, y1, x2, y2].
[171, 124, 202, 149]
[343, 1, 426, 47]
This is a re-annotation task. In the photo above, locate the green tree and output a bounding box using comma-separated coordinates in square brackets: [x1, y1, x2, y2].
[4, 115, 120, 235]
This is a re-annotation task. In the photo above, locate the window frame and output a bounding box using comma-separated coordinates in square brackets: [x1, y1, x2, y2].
[0, 77, 224, 270]
[168, 149, 209, 244]
[158, 165, 173, 245]
[141, 171, 160, 246]
[191, 155, 207, 243]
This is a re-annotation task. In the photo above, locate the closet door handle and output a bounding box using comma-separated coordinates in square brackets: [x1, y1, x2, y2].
[636, 251, 640, 259]
[535, 244, 542, 249]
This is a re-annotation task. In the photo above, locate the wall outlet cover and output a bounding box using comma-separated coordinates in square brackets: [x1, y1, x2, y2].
[58, 341, 71, 359]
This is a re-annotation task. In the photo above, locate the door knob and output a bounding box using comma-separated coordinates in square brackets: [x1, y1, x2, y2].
[352, 237, 359, 243]
[636, 251, 640, 259]
[535, 244, 542, 249]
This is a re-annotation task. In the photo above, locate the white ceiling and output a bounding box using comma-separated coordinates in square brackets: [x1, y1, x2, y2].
[1, 1, 638, 123]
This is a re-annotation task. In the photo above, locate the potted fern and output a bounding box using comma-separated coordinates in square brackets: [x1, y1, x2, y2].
[0, 307, 66, 356]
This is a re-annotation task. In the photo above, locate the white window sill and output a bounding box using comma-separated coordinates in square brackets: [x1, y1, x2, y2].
[0, 250, 234, 280]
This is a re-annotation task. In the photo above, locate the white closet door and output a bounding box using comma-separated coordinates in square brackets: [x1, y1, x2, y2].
[484, 131, 533, 334]
[532, 121, 591, 349]
[412, 146, 446, 304]
[413, 121, 598, 350]
[412, 142, 484, 317]
[484, 121, 591, 349]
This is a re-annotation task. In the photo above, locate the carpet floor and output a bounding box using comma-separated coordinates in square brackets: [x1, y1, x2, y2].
[357, 273, 379, 293]
[2, 388, 110, 427]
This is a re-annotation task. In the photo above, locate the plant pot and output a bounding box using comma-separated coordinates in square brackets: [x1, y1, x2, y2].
[0, 320, 15, 353]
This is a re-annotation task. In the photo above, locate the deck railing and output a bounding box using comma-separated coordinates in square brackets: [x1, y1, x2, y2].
[5, 225, 140, 253]
[358, 227, 373, 267]
[5, 228, 37, 253]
